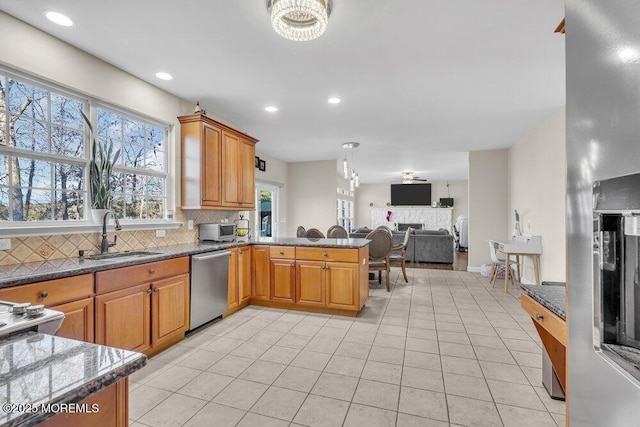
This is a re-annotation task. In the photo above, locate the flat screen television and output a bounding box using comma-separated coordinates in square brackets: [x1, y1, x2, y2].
[390, 183, 431, 206]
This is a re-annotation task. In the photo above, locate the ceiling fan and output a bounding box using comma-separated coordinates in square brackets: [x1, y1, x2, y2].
[399, 172, 427, 184]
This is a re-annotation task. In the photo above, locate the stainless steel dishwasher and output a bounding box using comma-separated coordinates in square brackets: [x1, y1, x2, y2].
[190, 250, 231, 330]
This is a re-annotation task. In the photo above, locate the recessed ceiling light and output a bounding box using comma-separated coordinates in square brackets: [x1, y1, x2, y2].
[328, 97, 341, 104]
[617, 47, 640, 62]
[44, 10, 74, 27]
[265, 106, 278, 112]
[155, 72, 173, 81]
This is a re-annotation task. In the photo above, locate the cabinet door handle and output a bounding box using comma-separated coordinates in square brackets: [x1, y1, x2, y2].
[149, 269, 156, 274]
[535, 313, 543, 320]
[153, 288, 160, 293]
[147, 289, 153, 295]
[280, 251, 285, 255]
[290, 264, 295, 268]
[323, 252, 328, 257]
[40, 291, 49, 299]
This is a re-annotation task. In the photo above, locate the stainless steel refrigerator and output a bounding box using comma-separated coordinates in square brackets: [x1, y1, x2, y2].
[567, 1, 640, 425]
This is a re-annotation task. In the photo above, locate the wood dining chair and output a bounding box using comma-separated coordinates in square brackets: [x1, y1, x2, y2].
[366, 229, 394, 291]
[305, 228, 325, 238]
[389, 227, 412, 283]
[327, 225, 348, 238]
[296, 226, 306, 237]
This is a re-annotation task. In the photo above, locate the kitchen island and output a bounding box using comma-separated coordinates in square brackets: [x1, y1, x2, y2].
[0, 331, 146, 427]
[235, 237, 370, 317]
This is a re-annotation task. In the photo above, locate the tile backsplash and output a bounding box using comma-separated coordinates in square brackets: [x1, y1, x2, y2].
[0, 209, 241, 266]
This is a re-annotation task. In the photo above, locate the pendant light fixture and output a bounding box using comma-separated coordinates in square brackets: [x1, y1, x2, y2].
[342, 142, 360, 191]
[267, 0, 332, 42]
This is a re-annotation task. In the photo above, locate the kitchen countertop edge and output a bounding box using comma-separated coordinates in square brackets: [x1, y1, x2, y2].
[0, 238, 370, 288]
[1, 332, 147, 427]
[520, 284, 566, 321]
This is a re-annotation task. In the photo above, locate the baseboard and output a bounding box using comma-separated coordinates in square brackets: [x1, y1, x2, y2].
[467, 266, 482, 273]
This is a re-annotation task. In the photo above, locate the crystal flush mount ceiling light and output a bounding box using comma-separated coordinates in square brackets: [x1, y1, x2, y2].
[267, 0, 332, 42]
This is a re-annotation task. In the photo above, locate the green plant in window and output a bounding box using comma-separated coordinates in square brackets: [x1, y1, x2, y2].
[81, 111, 121, 209]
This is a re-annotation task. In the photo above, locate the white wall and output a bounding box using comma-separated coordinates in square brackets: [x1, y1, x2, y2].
[508, 108, 566, 282]
[355, 180, 468, 229]
[253, 151, 289, 237]
[0, 12, 192, 212]
[468, 149, 509, 268]
[354, 183, 389, 229]
[287, 160, 337, 236]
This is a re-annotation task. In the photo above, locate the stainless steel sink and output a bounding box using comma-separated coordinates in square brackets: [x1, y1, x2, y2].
[87, 251, 162, 260]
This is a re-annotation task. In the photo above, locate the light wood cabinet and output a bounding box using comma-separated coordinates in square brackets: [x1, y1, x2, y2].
[95, 257, 190, 357]
[40, 380, 128, 427]
[53, 297, 95, 343]
[226, 246, 252, 316]
[249, 245, 369, 316]
[227, 248, 239, 310]
[95, 283, 151, 354]
[0, 274, 95, 342]
[178, 113, 258, 210]
[152, 273, 190, 350]
[295, 260, 327, 307]
[271, 259, 296, 303]
[252, 246, 271, 300]
[325, 262, 359, 310]
[239, 246, 252, 303]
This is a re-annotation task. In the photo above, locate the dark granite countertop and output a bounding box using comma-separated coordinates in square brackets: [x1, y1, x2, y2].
[0, 332, 146, 426]
[254, 237, 370, 248]
[521, 284, 566, 320]
[0, 238, 370, 289]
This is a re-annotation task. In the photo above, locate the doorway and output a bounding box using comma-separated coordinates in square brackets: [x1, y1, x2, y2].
[255, 184, 278, 238]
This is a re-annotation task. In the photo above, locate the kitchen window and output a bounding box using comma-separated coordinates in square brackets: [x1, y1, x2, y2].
[0, 68, 168, 225]
[94, 106, 167, 220]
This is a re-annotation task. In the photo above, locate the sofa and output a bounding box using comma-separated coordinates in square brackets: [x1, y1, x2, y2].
[350, 228, 454, 264]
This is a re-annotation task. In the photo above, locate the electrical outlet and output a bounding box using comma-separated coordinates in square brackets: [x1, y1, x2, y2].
[155, 229, 166, 238]
[187, 220, 194, 230]
[0, 239, 11, 250]
[279, 218, 286, 223]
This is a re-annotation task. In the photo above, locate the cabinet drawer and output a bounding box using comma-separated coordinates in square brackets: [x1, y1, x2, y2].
[0, 274, 93, 306]
[96, 257, 190, 294]
[296, 247, 358, 263]
[520, 293, 567, 346]
[270, 246, 295, 259]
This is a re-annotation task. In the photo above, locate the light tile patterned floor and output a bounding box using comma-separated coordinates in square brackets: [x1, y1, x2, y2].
[129, 268, 565, 427]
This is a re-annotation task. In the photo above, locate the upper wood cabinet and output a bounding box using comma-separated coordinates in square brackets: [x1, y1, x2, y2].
[178, 114, 258, 210]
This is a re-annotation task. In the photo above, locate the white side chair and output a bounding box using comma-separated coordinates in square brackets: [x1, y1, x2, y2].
[488, 240, 519, 291]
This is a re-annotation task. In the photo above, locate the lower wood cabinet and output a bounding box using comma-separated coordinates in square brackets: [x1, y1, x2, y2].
[271, 259, 296, 303]
[152, 274, 190, 349]
[0, 274, 95, 342]
[94, 257, 190, 357]
[247, 245, 368, 315]
[295, 261, 326, 307]
[325, 262, 359, 310]
[39, 380, 128, 427]
[53, 297, 95, 343]
[252, 246, 271, 300]
[95, 283, 152, 354]
[226, 246, 252, 315]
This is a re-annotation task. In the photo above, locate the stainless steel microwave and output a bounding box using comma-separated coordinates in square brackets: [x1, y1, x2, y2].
[199, 223, 237, 242]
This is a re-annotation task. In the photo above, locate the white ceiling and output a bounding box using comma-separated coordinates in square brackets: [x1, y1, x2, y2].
[0, 0, 565, 183]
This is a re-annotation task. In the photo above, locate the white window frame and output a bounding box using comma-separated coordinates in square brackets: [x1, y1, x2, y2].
[0, 66, 179, 237]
